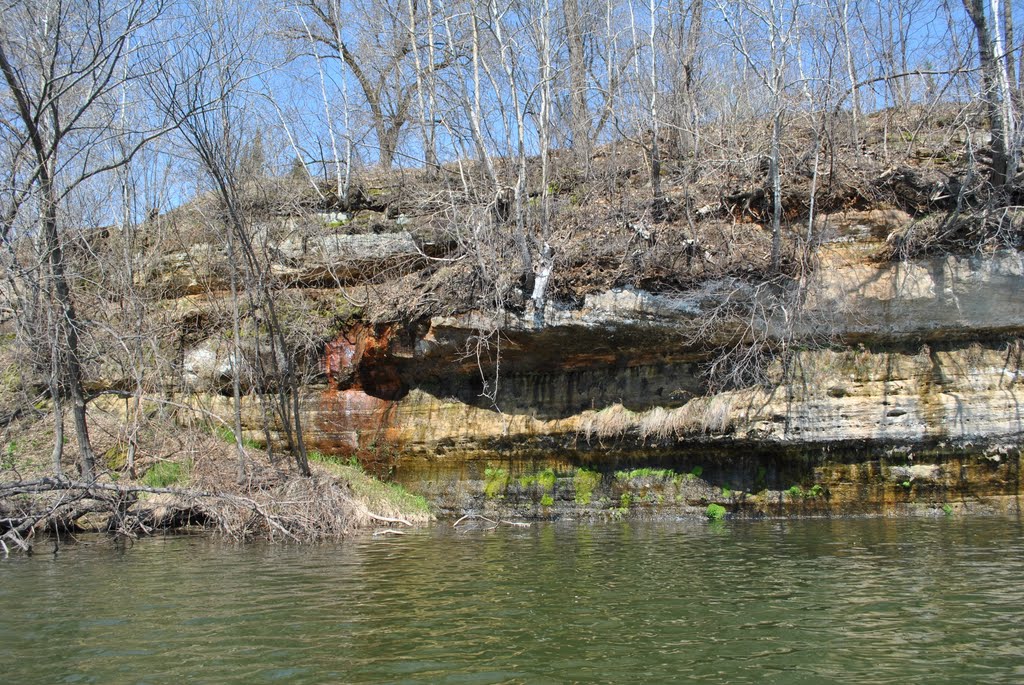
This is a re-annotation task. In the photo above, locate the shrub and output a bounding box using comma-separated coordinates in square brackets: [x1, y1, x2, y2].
[141, 461, 184, 488]
[537, 468, 556, 491]
[705, 503, 727, 521]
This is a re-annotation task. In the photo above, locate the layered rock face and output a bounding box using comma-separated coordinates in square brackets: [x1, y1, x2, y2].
[184, 211, 1024, 517]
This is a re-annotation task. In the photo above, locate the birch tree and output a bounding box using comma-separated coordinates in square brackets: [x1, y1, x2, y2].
[963, 0, 1019, 187]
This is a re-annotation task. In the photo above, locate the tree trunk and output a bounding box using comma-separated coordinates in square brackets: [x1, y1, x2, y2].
[49, 358, 64, 478]
[378, 121, 402, 169]
[41, 173, 96, 481]
[225, 227, 248, 485]
[840, 0, 859, 143]
[770, 108, 783, 272]
[963, 0, 1014, 187]
[681, 0, 704, 162]
[648, 0, 664, 214]
[1004, 0, 1016, 88]
[991, 0, 1019, 182]
[565, 0, 590, 167]
[261, 291, 311, 477]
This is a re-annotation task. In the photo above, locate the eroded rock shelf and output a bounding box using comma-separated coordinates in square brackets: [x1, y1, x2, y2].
[177, 211, 1024, 518]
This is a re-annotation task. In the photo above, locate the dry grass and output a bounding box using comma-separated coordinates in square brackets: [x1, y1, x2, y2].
[576, 393, 744, 444]
[702, 394, 738, 433]
[193, 470, 396, 542]
[578, 403, 638, 441]
[307, 458, 432, 523]
[637, 406, 674, 441]
[641, 395, 736, 436]
[174, 445, 432, 541]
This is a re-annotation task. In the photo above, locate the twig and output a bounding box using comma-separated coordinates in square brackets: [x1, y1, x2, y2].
[453, 513, 529, 528]
[454, 513, 497, 527]
[345, 497, 412, 526]
[225, 493, 301, 542]
[364, 511, 412, 526]
[1, 529, 31, 553]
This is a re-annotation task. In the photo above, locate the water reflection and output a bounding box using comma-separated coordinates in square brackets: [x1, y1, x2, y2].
[1, 518, 1023, 684]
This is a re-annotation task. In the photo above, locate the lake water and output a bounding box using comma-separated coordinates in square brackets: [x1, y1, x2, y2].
[2, 517, 1023, 684]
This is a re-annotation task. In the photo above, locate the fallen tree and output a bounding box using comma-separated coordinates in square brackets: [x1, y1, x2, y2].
[0, 468, 426, 555]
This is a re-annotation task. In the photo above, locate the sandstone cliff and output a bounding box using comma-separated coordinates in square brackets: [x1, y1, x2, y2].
[172, 208, 1024, 518]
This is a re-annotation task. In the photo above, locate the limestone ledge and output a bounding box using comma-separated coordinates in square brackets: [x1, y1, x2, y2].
[172, 247, 1024, 479]
[422, 250, 1024, 350]
[178, 342, 1024, 461]
[148, 229, 421, 295]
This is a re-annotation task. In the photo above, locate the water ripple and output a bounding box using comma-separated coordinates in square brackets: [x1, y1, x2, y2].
[1, 517, 1023, 683]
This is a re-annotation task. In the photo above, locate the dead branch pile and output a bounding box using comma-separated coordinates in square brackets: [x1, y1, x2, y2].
[0, 462, 425, 555]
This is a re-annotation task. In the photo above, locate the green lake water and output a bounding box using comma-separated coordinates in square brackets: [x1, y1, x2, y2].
[2, 517, 1023, 684]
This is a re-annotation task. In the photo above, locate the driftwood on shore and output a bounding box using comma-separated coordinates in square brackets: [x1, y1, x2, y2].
[453, 513, 531, 530]
[0, 474, 414, 555]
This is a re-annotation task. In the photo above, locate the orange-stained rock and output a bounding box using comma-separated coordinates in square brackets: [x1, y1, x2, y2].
[323, 324, 407, 399]
[323, 335, 359, 389]
[313, 388, 400, 454]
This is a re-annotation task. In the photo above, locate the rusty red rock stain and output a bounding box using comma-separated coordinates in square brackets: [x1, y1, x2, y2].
[317, 324, 404, 455]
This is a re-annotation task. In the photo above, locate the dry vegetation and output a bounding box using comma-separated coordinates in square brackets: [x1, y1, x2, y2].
[0, 406, 432, 554]
[225, 104, 1023, 328]
[576, 392, 745, 444]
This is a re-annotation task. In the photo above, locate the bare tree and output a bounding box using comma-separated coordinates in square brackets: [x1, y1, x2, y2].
[962, 0, 1019, 187]
[564, 0, 593, 166]
[0, 0, 166, 480]
[290, 0, 453, 170]
[151, 0, 311, 478]
[675, 0, 705, 159]
[716, 0, 801, 271]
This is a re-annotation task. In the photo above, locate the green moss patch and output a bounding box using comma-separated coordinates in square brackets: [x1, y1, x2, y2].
[484, 467, 509, 498]
[705, 503, 727, 521]
[573, 468, 601, 505]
